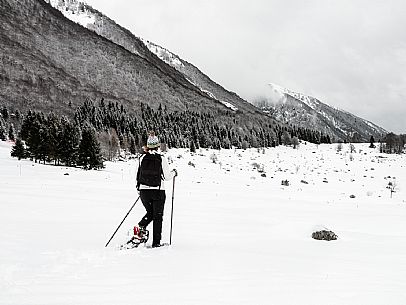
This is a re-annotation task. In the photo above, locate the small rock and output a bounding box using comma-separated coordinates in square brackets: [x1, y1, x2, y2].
[261, 173, 266, 177]
[281, 180, 289, 186]
[301, 180, 309, 184]
[64, 173, 69, 176]
[312, 230, 338, 241]
[350, 195, 356, 198]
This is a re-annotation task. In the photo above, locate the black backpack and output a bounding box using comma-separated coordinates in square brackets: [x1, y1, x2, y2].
[137, 153, 163, 188]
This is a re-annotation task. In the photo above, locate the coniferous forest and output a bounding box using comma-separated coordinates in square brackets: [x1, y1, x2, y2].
[0, 100, 333, 169]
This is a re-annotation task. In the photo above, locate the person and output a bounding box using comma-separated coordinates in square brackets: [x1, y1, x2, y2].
[135, 132, 177, 247]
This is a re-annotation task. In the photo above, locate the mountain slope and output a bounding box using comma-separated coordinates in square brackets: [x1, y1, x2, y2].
[44, 0, 262, 115]
[0, 0, 233, 115]
[258, 84, 387, 142]
[1, 0, 283, 146]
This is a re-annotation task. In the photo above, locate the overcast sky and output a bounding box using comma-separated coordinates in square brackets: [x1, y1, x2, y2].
[85, 0, 406, 133]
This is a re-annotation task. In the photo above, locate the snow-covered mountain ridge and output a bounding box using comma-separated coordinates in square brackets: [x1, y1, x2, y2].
[141, 40, 239, 111]
[44, 0, 248, 113]
[262, 83, 387, 142]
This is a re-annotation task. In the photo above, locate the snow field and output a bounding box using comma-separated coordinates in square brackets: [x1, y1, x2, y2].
[1, 141, 406, 305]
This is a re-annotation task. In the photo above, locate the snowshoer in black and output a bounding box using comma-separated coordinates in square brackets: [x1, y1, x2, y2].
[135, 132, 177, 248]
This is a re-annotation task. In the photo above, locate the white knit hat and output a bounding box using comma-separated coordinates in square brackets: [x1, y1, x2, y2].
[147, 135, 160, 149]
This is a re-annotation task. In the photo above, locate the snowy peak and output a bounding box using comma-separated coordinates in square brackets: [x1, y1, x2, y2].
[262, 83, 387, 142]
[269, 83, 323, 111]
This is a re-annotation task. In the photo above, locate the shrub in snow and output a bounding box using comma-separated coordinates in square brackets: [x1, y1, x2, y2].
[350, 195, 356, 198]
[292, 136, 299, 149]
[387, 180, 396, 198]
[301, 180, 309, 184]
[210, 153, 218, 164]
[295, 165, 300, 174]
[337, 143, 343, 152]
[160, 143, 167, 152]
[350, 144, 356, 153]
[281, 179, 289, 186]
[312, 230, 338, 241]
[252, 162, 265, 173]
[188, 161, 195, 168]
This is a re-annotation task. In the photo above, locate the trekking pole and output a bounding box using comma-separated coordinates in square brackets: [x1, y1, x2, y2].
[105, 196, 140, 247]
[169, 176, 176, 245]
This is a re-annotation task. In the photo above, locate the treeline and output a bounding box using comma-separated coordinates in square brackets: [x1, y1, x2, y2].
[73, 99, 331, 150]
[11, 111, 103, 169]
[0, 100, 333, 169]
[380, 133, 406, 154]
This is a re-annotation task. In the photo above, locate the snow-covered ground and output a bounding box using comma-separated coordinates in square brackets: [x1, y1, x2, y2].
[1, 140, 406, 305]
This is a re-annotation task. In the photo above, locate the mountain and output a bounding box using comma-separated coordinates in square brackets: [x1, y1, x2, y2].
[0, 0, 219, 113]
[254, 83, 387, 142]
[43, 0, 261, 115]
[0, 0, 285, 146]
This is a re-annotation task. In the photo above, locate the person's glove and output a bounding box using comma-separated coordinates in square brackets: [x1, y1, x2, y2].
[173, 169, 178, 177]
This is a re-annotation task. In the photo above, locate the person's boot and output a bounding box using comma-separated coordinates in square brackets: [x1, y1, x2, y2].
[133, 226, 149, 243]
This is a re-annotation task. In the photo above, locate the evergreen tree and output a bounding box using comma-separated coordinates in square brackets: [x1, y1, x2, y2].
[282, 130, 292, 145]
[46, 113, 61, 164]
[8, 124, 15, 141]
[190, 139, 196, 153]
[369, 136, 376, 148]
[11, 138, 26, 160]
[20, 111, 42, 162]
[59, 118, 80, 166]
[129, 134, 137, 155]
[1, 107, 8, 120]
[78, 126, 104, 170]
[0, 119, 6, 141]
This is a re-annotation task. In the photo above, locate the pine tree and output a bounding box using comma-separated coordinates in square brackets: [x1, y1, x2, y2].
[190, 139, 196, 153]
[20, 112, 42, 162]
[129, 135, 137, 155]
[1, 107, 8, 120]
[78, 126, 104, 170]
[369, 136, 376, 148]
[46, 113, 61, 164]
[8, 124, 15, 141]
[0, 119, 6, 141]
[59, 118, 80, 166]
[11, 138, 26, 160]
[282, 130, 292, 146]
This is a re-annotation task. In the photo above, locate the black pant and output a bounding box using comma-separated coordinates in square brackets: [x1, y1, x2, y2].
[138, 190, 166, 246]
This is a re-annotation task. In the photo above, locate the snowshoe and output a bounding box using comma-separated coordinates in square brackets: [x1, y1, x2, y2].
[119, 226, 149, 250]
